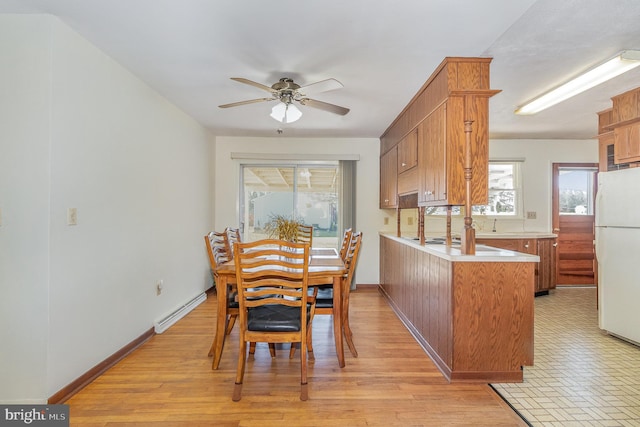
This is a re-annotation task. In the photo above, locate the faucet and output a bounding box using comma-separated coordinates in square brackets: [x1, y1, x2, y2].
[492, 219, 497, 233]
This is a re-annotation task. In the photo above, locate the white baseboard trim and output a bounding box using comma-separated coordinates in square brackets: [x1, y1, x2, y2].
[154, 292, 207, 334]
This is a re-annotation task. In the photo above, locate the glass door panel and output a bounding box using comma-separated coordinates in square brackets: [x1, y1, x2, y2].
[241, 164, 340, 249]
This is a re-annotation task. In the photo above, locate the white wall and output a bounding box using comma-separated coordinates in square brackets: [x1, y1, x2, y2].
[488, 139, 598, 231]
[0, 15, 213, 402]
[382, 139, 599, 236]
[0, 15, 52, 403]
[214, 137, 381, 285]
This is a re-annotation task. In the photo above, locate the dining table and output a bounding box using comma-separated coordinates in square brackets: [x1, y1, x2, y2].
[211, 247, 348, 369]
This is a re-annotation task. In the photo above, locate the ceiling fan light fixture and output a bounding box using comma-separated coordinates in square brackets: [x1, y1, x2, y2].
[515, 50, 640, 115]
[270, 101, 302, 123]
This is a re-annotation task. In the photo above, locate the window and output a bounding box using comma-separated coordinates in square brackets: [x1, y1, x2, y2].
[239, 163, 344, 248]
[426, 161, 523, 217]
[479, 161, 522, 216]
[558, 167, 597, 215]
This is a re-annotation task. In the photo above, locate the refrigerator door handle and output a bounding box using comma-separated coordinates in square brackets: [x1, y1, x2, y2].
[594, 186, 604, 226]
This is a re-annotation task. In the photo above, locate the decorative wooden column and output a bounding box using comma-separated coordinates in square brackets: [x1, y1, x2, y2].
[396, 206, 401, 237]
[446, 206, 452, 246]
[418, 206, 425, 245]
[460, 119, 476, 255]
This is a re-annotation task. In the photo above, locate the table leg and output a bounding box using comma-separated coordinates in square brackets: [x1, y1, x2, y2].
[211, 274, 228, 370]
[333, 275, 345, 368]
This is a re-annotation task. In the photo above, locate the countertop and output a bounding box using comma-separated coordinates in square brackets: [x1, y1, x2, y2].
[380, 233, 540, 263]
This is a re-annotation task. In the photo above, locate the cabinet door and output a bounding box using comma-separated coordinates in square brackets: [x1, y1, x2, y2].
[397, 129, 418, 173]
[536, 238, 557, 292]
[614, 123, 640, 164]
[418, 103, 447, 204]
[380, 148, 398, 208]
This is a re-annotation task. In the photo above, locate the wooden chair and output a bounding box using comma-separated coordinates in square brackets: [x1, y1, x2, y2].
[225, 227, 241, 258]
[295, 231, 362, 360]
[339, 228, 353, 261]
[206, 229, 274, 363]
[205, 231, 235, 359]
[232, 239, 312, 401]
[296, 224, 313, 247]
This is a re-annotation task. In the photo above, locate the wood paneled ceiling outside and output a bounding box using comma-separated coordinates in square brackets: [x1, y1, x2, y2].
[243, 166, 339, 193]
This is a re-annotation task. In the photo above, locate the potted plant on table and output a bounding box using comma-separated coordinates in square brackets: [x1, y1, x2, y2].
[263, 214, 304, 241]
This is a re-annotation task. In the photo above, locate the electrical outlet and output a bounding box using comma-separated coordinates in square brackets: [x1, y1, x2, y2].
[67, 208, 78, 225]
[407, 217, 414, 225]
[156, 280, 163, 296]
[526, 211, 537, 219]
[384, 217, 389, 225]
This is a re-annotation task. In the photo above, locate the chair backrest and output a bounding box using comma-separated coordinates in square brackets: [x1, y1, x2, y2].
[233, 239, 310, 324]
[339, 228, 353, 261]
[205, 231, 231, 273]
[344, 231, 363, 289]
[225, 227, 242, 258]
[296, 224, 313, 247]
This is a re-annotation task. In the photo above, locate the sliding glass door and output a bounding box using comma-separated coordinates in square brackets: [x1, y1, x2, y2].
[240, 163, 341, 248]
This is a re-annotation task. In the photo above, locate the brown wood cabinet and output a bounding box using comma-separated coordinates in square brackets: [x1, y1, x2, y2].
[475, 236, 557, 295]
[397, 128, 418, 173]
[397, 129, 419, 195]
[597, 87, 640, 171]
[379, 235, 534, 383]
[380, 148, 397, 208]
[614, 122, 640, 163]
[379, 57, 499, 209]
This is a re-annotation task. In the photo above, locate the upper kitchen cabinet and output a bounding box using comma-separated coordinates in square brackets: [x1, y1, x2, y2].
[598, 87, 640, 170]
[397, 128, 419, 196]
[380, 147, 398, 208]
[380, 57, 500, 208]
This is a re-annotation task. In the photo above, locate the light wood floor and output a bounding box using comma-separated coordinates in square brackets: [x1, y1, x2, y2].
[66, 287, 526, 426]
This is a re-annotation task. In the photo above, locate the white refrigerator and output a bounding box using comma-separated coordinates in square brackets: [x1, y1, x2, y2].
[595, 167, 640, 345]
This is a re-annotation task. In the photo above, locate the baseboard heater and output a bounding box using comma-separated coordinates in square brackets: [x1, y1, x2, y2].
[154, 292, 207, 334]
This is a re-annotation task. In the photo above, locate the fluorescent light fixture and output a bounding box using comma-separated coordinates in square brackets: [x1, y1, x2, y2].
[515, 50, 640, 115]
[270, 102, 302, 123]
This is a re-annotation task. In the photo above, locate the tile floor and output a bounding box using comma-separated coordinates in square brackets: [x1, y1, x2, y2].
[491, 286, 640, 427]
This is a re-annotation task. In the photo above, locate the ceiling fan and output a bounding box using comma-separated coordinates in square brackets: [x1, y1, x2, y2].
[218, 77, 350, 123]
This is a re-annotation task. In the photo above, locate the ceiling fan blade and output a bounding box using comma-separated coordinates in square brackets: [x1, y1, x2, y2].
[298, 78, 344, 96]
[299, 98, 350, 116]
[218, 98, 274, 108]
[230, 77, 276, 93]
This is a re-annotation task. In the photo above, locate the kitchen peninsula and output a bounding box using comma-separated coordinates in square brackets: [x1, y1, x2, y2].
[378, 57, 537, 383]
[379, 234, 537, 382]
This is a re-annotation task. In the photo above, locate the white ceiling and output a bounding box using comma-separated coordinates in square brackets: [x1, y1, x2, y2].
[2, 0, 640, 140]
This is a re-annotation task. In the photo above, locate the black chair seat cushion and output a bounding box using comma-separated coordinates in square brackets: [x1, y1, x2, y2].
[247, 304, 311, 332]
[310, 286, 334, 309]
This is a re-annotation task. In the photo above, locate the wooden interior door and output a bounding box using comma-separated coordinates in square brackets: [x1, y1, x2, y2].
[552, 163, 598, 285]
